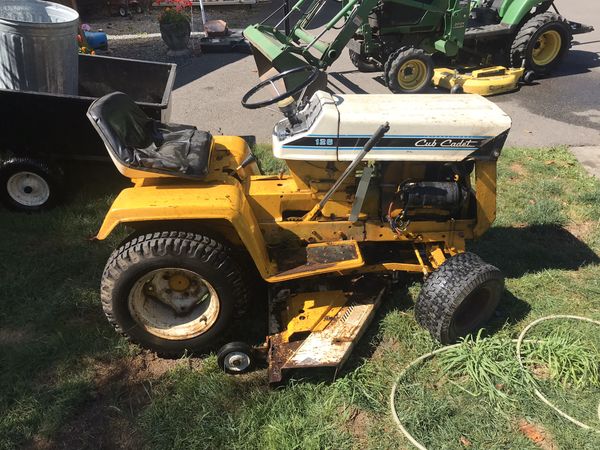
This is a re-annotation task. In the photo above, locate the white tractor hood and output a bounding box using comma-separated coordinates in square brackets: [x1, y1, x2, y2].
[273, 91, 512, 162]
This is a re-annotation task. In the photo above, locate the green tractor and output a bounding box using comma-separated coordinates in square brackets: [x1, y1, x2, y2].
[244, 0, 593, 93]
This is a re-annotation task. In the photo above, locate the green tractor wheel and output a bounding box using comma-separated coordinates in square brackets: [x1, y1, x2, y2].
[385, 47, 434, 94]
[510, 12, 572, 75]
[348, 49, 381, 73]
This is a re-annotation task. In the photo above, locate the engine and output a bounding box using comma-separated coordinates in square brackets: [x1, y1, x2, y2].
[380, 161, 474, 232]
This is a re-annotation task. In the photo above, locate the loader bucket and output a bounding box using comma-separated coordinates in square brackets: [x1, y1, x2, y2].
[243, 24, 328, 96]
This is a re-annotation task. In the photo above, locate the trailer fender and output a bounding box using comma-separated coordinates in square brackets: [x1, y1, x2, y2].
[95, 182, 275, 278]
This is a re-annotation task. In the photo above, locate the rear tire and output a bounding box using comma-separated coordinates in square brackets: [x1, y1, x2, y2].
[415, 252, 504, 344]
[385, 47, 434, 94]
[0, 158, 63, 211]
[510, 12, 572, 75]
[349, 49, 380, 72]
[101, 231, 247, 356]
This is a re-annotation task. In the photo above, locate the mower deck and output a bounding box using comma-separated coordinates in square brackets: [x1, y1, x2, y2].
[268, 277, 386, 383]
[433, 66, 525, 96]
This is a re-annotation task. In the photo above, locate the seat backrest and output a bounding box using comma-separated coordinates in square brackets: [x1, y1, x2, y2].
[87, 91, 156, 164]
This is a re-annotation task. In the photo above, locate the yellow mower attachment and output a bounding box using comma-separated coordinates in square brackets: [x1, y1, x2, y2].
[433, 66, 526, 96]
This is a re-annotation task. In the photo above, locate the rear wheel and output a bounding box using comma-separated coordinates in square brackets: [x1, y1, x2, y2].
[415, 252, 504, 344]
[101, 231, 247, 356]
[510, 12, 572, 75]
[385, 47, 434, 94]
[348, 49, 380, 72]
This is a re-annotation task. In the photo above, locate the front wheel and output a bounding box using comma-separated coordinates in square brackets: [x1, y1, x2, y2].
[349, 49, 381, 73]
[385, 47, 434, 94]
[100, 231, 248, 356]
[415, 252, 504, 344]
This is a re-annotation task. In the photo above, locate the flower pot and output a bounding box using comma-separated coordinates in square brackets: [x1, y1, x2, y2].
[159, 20, 191, 55]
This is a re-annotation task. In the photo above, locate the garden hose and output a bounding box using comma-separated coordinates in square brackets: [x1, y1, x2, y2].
[389, 344, 462, 450]
[515, 315, 600, 433]
[389, 315, 600, 450]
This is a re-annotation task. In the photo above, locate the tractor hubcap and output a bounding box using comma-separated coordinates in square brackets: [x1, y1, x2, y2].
[397, 59, 428, 91]
[532, 30, 562, 66]
[128, 268, 220, 340]
[6, 171, 50, 207]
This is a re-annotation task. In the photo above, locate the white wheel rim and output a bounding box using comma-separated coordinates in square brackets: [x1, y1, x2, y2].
[6, 171, 50, 207]
[224, 352, 251, 372]
[128, 268, 220, 340]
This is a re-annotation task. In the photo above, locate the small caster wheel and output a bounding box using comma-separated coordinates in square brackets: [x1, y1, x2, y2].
[118, 7, 127, 17]
[450, 85, 464, 94]
[217, 342, 255, 375]
[523, 70, 536, 85]
[136, 6, 143, 14]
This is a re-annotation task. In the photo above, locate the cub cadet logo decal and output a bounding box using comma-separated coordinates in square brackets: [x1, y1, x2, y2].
[414, 138, 479, 148]
[283, 136, 487, 150]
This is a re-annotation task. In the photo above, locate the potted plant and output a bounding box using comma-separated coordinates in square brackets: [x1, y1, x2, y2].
[157, 0, 193, 56]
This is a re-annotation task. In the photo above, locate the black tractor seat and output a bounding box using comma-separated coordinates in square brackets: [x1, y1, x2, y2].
[87, 92, 212, 178]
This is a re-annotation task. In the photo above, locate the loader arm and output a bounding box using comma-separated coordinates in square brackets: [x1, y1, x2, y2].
[244, 0, 380, 82]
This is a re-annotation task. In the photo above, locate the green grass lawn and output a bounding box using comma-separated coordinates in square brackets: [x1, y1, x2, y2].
[1, 148, 599, 449]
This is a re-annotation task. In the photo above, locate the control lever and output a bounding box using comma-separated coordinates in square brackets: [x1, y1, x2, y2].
[303, 122, 390, 221]
[236, 153, 257, 171]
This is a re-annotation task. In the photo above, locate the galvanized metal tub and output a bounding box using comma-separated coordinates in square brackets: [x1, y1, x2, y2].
[0, 0, 79, 94]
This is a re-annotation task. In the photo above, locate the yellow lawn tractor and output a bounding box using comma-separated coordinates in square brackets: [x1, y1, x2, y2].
[87, 67, 511, 382]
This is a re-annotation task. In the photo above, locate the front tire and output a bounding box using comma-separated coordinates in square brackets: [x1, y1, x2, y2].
[415, 252, 504, 344]
[510, 12, 572, 75]
[349, 49, 380, 72]
[385, 47, 434, 94]
[101, 231, 247, 356]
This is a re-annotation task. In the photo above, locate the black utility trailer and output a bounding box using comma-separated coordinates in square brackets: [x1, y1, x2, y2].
[0, 54, 176, 211]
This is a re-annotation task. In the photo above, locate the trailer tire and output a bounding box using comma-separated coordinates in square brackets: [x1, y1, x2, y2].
[349, 49, 380, 72]
[0, 157, 63, 211]
[415, 252, 504, 344]
[385, 47, 434, 94]
[101, 231, 248, 357]
[510, 12, 572, 75]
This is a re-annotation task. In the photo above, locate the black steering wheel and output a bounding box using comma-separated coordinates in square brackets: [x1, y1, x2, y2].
[241, 65, 320, 110]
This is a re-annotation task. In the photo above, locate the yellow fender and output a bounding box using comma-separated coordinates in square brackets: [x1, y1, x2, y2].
[95, 181, 275, 279]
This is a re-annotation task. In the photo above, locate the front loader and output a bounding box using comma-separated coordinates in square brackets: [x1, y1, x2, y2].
[88, 68, 511, 382]
[244, 0, 593, 94]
